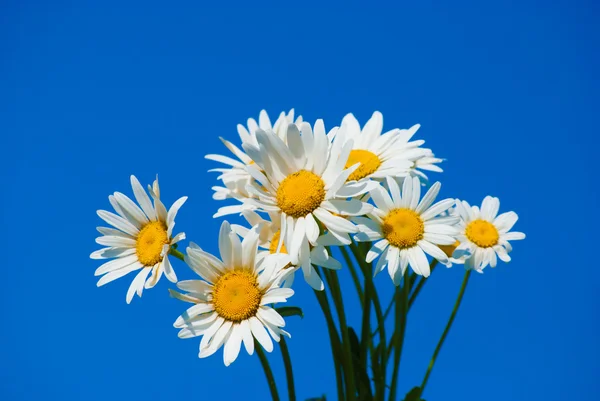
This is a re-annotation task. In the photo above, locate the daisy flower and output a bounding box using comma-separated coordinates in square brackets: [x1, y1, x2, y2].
[353, 176, 459, 285]
[91, 175, 187, 303]
[240, 121, 373, 290]
[453, 196, 526, 272]
[231, 210, 342, 289]
[205, 109, 301, 217]
[337, 112, 416, 182]
[170, 221, 293, 366]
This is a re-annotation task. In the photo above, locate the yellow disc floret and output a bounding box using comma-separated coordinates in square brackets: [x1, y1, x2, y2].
[269, 230, 288, 254]
[465, 219, 499, 248]
[276, 170, 325, 218]
[345, 149, 381, 181]
[136, 221, 169, 266]
[382, 208, 424, 249]
[212, 270, 262, 322]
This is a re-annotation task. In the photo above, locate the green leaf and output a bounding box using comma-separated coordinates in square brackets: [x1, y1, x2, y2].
[402, 387, 425, 401]
[348, 327, 373, 401]
[305, 396, 326, 401]
[275, 306, 303, 319]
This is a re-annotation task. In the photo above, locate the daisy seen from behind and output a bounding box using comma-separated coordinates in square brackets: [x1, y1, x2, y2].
[240, 121, 373, 290]
[171, 221, 293, 366]
[353, 176, 459, 285]
[453, 196, 526, 272]
[91, 175, 187, 303]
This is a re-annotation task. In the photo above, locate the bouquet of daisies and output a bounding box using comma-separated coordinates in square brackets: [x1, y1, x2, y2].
[91, 110, 525, 401]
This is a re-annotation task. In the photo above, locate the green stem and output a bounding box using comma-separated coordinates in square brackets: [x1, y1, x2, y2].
[348, 243, 386, 400]
[387, 271, 410, 401]
[325, 269, 357, 401]
[407, 260, 438, 311]
[314, 287, 345, 401]
[279, 338, 296, 401]
[340, 246, 364, 305]
[420, 270, 471, 397]
[256, 341, 280, 401]
[169, 248, 185, 261]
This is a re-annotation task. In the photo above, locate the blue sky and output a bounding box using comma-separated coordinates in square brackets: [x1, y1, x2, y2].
[1, 1, 598, 400]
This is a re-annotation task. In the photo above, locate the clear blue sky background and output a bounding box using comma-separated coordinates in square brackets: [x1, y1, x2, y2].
[1, 1, 598, 400]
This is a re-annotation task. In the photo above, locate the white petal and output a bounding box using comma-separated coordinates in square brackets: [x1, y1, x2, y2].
[223, 324, 243, 366]
[114, 192, 149, 226]
[167, 196, 188, 228]
[421, 198, 455, 221]
[408, 246, 430, 277]
[240, 319, 255, 355]
[97, 210, 139, 237]
[96, 262, 143, 287]
[130, 175, 157, 221]
[249, 316, 273, 352]
[366, 238, 389, 263]
[415, 182, 441, 214]
[163, 255, 177, 283]
[481, 196, 500, 221]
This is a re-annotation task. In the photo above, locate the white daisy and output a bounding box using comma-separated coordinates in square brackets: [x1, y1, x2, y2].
[231, 210, 342, 289]
[453, 196, 526, 272]
[170, 221, 293, 366]
[205, 109, 301, 217]
[91, 175, 187, 303]
[353, 176, 459, 285]
[239, 121, 374, 290]
[337, 112, 416, 182]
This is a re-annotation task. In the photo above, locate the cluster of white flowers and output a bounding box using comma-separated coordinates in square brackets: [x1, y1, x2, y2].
[91, 109, 524, 366]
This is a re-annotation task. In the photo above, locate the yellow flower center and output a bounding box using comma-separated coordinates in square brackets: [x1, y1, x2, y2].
[465, 219, 499, 248]
[212, 270, 262, 322]
[382, 208, 424, 249]
[439, 240, 461, 257]
[269, 230, 288, 254]
[345, 149, 381, 181]
[276, 170, 325, 218]
[136, 221, 169, 266]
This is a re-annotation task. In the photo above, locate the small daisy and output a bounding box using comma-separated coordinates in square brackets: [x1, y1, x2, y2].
[206, 109, 301, 217]
[231, 210, 342, 290]
[170, 221, 293, 366]
[337, 112, 416, 182]
[453, 196, 525, 272]
[239, 121, 373, 290]
[91, 175, 187, 303]
[353, 176, 459, 285]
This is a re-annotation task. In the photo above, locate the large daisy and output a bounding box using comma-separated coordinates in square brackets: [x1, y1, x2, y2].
[231, 210, 342, 290]
[239, 121, 374, 289]
[453, 196, 525, 272]
[206, 109, 301, 217]
[170, 221, 293, 366]
[353, 177, 459, 285]
[91, 175, 187, 303]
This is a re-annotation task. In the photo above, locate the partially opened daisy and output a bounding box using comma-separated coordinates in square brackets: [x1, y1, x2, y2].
[91, 175, 187, 303]
[231, 210, 342, 289]
[353, 176, 459, 285]
[453, 196, 525, 272]
[171, 221, 293, 366]
[206, 109, 301, 217]
[240, 121, 373, 290]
